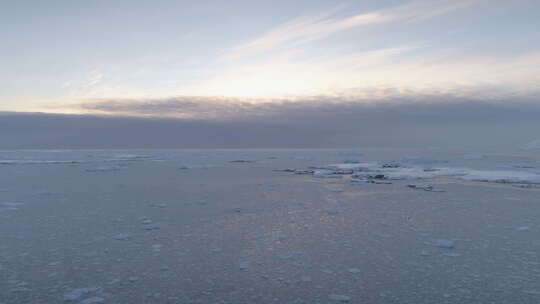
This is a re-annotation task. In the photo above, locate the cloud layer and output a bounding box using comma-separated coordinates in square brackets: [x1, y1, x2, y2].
[3, 95, 538, 150]
[75, 90, 540, 122]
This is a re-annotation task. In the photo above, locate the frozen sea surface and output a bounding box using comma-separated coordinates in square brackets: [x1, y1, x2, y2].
[1, 149, 540, 303]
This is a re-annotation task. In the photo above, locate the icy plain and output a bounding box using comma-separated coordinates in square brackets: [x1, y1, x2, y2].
[1, 149, 540, 303]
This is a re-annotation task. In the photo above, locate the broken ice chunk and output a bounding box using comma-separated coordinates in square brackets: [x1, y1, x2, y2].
[239, 262, 250, 270]
[0, 202, 24, 211]
[435, 239, 455, 249]
[313, 170, 342, 178]
[112, 233, 130, 241]
[63, 288, 93, 301]
[85, 166, 123, 172]
[143, 223, 160, 230]
[80, 297, 105, 304]
[463, 153, 485, 160]
[420, 250, 430, 256]
[328, 294, 351, 302]
[407, 184, 445, 192]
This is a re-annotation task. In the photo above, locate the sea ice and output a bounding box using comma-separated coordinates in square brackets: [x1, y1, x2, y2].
[85, 166, 123, 172]
[324, 210, 339, 215]
[143, 223, 160, 230]
[463, 153, 485, 160]
[313, 170, 341, 178]
[112, 233, 130, 241]
[239, 262, 250, 270]
[328, 294, 351, 302]
[63, 288, 93, 301]
[435, 239, 456, 249]
[407, 184, 445, 192]
[0, 202, 24, 211]
[80, 297, 105, 304]
[306, 161, 540, 185]
[523, 139, 540, 151]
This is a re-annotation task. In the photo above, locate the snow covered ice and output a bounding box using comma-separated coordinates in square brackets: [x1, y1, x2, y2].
[1, 149, 540, 303]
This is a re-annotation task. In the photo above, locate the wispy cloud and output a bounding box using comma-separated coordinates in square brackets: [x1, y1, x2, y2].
[188, 46, 540, 99]
[84, 70, 104, 88]
[222, 0, 479, 61]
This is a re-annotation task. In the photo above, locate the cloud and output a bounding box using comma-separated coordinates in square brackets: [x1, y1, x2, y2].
[192, 47, 540, 98]
[84, 70, 104, 88]
[74, 92, 540, 124]
[0, 111, 336, 149]
[4, 95, 540, 150]
[222, 0, 479, 61]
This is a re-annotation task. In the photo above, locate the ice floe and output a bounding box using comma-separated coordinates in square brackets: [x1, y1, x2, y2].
[85, 166, 126, 172]
[463, 153, 486, 160]
[179, 164, 215, 169]
[285, 161, 540, 185]
[239, 261, 250, 270]
[328, 294, 351, 302]
[407, 184, 445, 192]
[80, 297, 105, 304]
[0, 160, 82, 165]
[0, 202, 24, 212]
[523, 139, 540, 151]
[435, 239, 456, 249]
[63, 287, 95, 301]
[109, 153, 151, 161]
[313, 170, 342, 178]
[112, 233, 130, 241]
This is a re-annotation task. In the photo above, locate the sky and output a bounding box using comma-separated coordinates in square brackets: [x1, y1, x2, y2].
[1, 0, 540, 149]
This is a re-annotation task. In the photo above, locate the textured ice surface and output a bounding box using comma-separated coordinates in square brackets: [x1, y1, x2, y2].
[435, 239, 456, 249]
[328, 162, 540, 184]
[63, 288, 93, 301]
[523, 139, 540, 151]
[328, 294, 351, 302]
[0, 202, 23, 212]
[1, 149, 540, 304]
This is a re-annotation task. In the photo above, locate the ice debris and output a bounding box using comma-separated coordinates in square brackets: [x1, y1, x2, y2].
[523, 139, 540, 151]
[112, 233, 130, 241]
[407, 184, 445, 192]
[328, 294, 351, 302]
[239, 261, 250, 270]
[142, 223, 160, 231]
[463, 153, 485, 160]
[85, 166, 124, 172]
[0, 202, 23, 211]
[81, 297, 105, 304]
[63, 288, 94, 301]
[435, 239, 456, 249]
[283, 160, 540, 185]
[313, 170, 342, 178]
